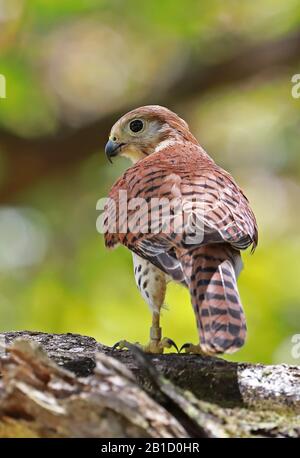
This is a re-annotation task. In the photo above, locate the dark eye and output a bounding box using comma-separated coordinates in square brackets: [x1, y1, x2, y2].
[129, 119, 144, 133]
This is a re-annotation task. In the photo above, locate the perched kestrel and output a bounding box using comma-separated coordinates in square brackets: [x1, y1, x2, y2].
[104, 106, 258, 355]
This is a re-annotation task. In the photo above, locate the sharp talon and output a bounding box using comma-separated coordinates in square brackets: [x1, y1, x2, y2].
[179, 343, 211, 356]
[112, 341, 122, 351]
[112, 340, 131, 351]
[165, 338, 179, 353]
[113, 338, 178, 354]
[179, 343, 193, 353]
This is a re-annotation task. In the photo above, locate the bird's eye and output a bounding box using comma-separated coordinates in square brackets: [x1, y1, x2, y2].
[129, 119, 144, 133]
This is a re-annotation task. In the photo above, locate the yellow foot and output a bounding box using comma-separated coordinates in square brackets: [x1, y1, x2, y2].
[180, 343, 212, 356]
[113, 338, 178, 354]
[143, 337, 178, 354]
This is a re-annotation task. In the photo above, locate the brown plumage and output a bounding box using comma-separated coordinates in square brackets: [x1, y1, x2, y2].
[104, 105, 258, 355]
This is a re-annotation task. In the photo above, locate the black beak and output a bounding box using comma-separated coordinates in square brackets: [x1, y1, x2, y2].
[105, 140, 124, 163]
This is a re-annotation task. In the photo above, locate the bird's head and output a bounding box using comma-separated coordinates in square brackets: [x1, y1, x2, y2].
[105, 105, 198, 163]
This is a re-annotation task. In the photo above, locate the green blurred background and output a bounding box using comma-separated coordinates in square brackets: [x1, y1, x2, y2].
[0, 0, 299, 364]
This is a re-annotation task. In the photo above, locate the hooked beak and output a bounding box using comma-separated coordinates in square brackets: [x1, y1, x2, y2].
[105, 140, 125, 163]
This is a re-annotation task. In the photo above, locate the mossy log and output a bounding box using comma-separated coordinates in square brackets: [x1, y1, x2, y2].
[0, 331, 299, 438]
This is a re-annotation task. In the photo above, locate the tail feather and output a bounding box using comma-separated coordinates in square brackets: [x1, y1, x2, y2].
[179, 244, 246, 354]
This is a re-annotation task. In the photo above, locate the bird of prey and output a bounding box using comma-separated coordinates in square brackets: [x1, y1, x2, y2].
[103, 105, 258, 355]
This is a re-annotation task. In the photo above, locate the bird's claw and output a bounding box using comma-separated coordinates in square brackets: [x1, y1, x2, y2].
[180, 343, 210, 356]
[112, 338, 179, 354]
[112, 340, 138, 351]
[160, 337, 179, 353]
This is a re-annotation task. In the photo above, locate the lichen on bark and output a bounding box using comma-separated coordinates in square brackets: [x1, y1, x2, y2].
[0, 331, 299, 438]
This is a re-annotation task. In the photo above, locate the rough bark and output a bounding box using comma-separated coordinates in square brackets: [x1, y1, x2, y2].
[0, 331, 299, 438]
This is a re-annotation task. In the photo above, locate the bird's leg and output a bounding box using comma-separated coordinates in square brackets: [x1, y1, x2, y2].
[151, 310, 161, 339]
[113, 254, 178, 354]
[144, 310, 162, 352]
[113, 312, 178, 354]
[143, 311, 178, 354]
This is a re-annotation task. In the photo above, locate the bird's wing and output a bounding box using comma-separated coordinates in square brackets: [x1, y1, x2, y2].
[104, 144, 257, 272]
[103, 170, 185, 283]
[184, 167, 258, 251]
[130, 246, 186, 284]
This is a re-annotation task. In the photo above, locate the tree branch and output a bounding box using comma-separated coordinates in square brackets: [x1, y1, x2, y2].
[0, 331, 299, 438]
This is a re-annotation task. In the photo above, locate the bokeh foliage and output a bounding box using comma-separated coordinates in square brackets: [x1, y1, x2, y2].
[0, 0, 300, 364]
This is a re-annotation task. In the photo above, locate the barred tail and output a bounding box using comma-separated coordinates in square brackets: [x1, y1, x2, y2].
[179, 243, 246, 354]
